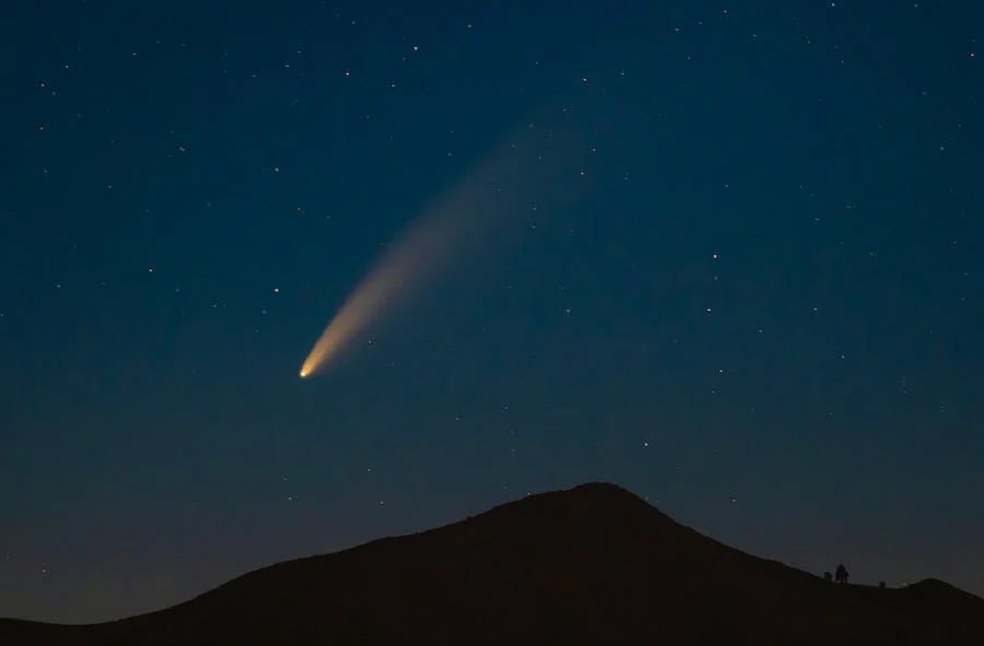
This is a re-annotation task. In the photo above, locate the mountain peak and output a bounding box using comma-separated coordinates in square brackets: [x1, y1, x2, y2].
[561, 480, 648, 501]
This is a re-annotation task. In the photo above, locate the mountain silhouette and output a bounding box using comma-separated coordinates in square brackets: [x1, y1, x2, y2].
[3, 482, 982, 645]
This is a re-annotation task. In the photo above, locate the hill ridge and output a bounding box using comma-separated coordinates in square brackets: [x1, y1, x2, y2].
[2, 481, 981, 646]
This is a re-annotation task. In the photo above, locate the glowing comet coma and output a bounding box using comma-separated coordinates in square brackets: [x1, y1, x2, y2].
[299, 123, 585, 378]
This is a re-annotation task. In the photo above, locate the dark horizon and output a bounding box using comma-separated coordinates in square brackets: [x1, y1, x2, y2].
[7, 482, 980, 626]
[3, 482, 983, 646]
[2, 0, 982, 624]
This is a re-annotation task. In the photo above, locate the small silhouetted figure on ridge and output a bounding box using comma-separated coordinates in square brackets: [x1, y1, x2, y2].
[835, 563, 849, 584]
[823, 571, 833, 582]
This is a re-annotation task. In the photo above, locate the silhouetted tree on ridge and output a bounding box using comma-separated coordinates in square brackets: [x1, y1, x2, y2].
[835, 563, 850, 584]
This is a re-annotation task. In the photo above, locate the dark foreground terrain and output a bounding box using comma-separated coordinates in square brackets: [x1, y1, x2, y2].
[3, 482, 982, 645]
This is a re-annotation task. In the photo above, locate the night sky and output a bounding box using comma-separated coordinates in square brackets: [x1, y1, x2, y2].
[2, 0, 982, 624]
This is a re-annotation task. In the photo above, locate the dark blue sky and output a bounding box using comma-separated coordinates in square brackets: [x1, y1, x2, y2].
[2, 0, 982, 623]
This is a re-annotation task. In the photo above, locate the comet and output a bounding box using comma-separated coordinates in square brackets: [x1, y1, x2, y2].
[299, 121, 586, 378]
[298, 203, 463, 378]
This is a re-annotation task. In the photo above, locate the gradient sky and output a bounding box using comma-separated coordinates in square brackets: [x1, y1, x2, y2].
[1, 0, 982, 624]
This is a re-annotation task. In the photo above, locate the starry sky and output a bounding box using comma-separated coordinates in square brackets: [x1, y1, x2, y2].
[2, 0, 982, 624]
